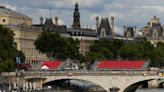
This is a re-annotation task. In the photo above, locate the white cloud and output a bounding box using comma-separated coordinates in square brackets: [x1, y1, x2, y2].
[0, 3, 17, 10]
[78, 0, 103, 8]
[1, 0, 164, 35]
[142, 5, 164, 13]
[114, 26, 123, 35]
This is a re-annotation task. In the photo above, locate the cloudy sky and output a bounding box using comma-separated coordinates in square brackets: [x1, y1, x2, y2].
[1, 0, 164, 34]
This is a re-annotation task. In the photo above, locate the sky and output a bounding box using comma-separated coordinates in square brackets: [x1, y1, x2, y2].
[1, 0, 164, 34]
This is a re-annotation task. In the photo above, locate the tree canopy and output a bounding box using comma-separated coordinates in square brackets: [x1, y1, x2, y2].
[0, 25, 19, 72]
[86, 39, 164, 67]
[35, 30, 80, 60]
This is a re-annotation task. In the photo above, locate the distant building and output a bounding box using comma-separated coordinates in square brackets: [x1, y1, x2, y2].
[0, 6, 32, 26]
[140, 16, 164, 45]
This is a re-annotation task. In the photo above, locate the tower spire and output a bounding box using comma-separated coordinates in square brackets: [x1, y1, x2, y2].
[72, 2, 81, 29]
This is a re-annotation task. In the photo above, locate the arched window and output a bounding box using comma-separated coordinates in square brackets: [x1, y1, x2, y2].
[126, 31, 132, 37]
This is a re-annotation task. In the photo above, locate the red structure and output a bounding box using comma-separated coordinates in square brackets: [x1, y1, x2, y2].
[41, 60, 62, 69]
[16, 63, 31, 70]
[97, 60, 146, 70]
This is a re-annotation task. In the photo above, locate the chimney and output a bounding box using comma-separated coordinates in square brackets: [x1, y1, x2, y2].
[55, 17, 58, 25]
[124, 26, 127, 36]
[40, 17, 43, 25]
[147, 22, 150, 35]
[134, 26, 137, 37]
[111, 16, 114, 36]
[95, 16, 99, 32]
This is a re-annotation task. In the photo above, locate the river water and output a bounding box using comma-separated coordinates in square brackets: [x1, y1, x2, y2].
[136, 89, 164, 92]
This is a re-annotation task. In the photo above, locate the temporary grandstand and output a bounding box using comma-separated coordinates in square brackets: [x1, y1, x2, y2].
[93, 60, 149, 70]
[41, 60, 63, 70]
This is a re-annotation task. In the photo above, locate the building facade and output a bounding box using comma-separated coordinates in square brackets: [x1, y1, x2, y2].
[6, 25, 47, 69]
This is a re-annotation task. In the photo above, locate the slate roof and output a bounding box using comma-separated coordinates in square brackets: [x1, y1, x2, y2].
[0, 6, 31, 20]
[97, 18, 112, 36]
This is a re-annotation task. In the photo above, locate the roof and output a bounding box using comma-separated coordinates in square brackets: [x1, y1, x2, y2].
[97, 60, 145, 70]
[41, 60, 62, 69]
[97, 18, 112, 36]
[0, 6, 31, 20]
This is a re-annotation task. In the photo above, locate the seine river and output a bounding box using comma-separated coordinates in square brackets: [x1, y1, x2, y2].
[136, 89, 164, 92]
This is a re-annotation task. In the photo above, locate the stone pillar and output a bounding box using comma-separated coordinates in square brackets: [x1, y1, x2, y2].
[40, 79, 43, 89]
[33, 82, 36, 90]
[23, 82, 26, 91]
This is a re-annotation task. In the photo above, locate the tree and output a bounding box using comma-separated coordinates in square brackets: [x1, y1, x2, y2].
[85, 39, 115, 63]
[152, 42, 164, 67]
[0, 25, 18, 72]
[35, 30, 80, 60]
[118, 44, 142, 60]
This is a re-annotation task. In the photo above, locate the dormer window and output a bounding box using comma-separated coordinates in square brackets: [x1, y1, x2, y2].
[126, 31, 132, 37]
[152, 29, 158, 38]
[101, 28, 106, 37]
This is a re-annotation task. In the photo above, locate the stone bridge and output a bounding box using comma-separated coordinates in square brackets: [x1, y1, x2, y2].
[2, 70, 164, 92]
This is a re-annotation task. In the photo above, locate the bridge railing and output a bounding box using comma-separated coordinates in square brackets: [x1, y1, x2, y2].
[1, 70, 161, 77]
[19, 70, 160, 76]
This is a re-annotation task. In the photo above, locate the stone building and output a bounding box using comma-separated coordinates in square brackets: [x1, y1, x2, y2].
[140, 16, 164, 45]
[0, 6, 47, 69]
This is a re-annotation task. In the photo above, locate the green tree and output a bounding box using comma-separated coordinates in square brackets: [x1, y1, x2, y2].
[35, 30, 80, 60]
[153, 42, 164, 67]
[85, 39, 115, 63]
[0, 25, 18, 72]
[118, 43, 142, 60]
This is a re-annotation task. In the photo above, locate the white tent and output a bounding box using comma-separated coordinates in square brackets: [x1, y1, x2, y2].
[41, 65, 49, 69]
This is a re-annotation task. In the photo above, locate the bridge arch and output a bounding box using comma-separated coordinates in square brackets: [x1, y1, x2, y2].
[43, 76, 107, 92]
[122, 77, 162, 92]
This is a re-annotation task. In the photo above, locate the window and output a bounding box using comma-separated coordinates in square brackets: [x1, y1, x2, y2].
[101, 28, 106, 37]
[152, 29, 158, 38]
[3, 19, 5, 22]
[126, 31, 132, 37]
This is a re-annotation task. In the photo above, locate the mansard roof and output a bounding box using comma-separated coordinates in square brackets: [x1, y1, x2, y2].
[97, 18, 112, 36]
[0, 6, 31, 20]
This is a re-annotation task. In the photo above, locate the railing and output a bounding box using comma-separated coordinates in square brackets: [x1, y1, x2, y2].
[1, 70, 160, 77]
[22, 70, 160, 76]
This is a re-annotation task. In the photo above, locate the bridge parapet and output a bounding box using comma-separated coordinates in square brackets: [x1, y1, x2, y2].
[21, 70, 159, 76]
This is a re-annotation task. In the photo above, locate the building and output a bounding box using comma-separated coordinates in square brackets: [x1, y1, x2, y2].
[0, 6, 32, 26]
[68, 3, 98, 55]
[140, 16, 164, 45]
[0, 6, 47, 69]
[6, 25, 47, 69]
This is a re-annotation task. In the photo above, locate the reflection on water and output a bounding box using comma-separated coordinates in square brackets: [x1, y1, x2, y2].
[136, 88, 164, 92]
